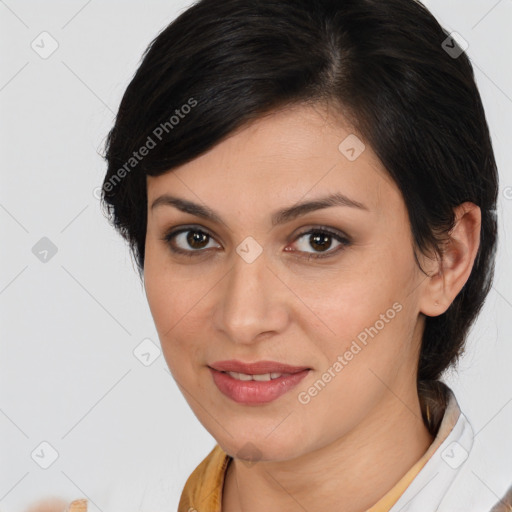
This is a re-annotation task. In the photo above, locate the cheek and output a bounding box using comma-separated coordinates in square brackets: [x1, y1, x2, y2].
[144, 251, 186, 359]
[317, 295, 408, 370]
[144, 264, 211, 381]
[294, 267, 397, 331]
[144, 239, 193, 332]
[292, 259, 414, 368]
[292, 294, 414, 443]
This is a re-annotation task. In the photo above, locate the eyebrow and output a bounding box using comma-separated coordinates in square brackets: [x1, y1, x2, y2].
[150, 192, 369, 227]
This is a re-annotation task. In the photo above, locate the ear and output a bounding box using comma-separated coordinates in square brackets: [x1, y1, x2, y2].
[419, 202, 481, 317]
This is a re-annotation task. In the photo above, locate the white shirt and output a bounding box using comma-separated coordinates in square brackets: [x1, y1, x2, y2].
[390, 384, 512, 512]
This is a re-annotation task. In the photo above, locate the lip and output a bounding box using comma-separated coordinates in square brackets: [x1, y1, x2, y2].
[208, 360, 310, 374]
[208, 360, 311, 405]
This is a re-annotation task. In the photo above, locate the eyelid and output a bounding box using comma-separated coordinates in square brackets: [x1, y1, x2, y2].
[292, 225, 351, 244]
[162, 224, 217, 242]
[160, 224, 221, 257]
[161, 223, 351, 259]
[287, 225, 351, 259]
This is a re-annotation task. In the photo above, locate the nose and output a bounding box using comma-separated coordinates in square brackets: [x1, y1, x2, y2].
[213, 247, 290, 345]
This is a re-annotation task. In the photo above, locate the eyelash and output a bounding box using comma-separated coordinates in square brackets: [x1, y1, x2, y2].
[160, 225, 351, 260]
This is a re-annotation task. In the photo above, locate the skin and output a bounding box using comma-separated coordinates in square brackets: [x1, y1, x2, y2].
[144, 102, 481, 512]
[23, 498, 72, 512]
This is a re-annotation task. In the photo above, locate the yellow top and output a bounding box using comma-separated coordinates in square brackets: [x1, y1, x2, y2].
[66, 500, 87, 512]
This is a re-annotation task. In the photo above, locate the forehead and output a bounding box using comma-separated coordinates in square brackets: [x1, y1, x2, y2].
[146, 103, 399, 218]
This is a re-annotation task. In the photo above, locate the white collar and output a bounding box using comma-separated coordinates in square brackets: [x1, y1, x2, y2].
[390, 383, 512, 512]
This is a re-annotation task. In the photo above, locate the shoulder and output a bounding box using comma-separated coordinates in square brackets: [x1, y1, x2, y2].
[436, 410, 512, 512]
[390, 389, 512, 512]
[489, 485, 512, 511]
[67, 500, 88, 512]
[439, 446, 512, 511]
[23, 499, 87, 512]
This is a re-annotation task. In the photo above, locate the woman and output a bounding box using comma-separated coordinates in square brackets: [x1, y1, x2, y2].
[73, 0, 510, 510]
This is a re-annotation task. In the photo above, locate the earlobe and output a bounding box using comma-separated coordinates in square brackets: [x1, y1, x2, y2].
[419, 202, 481, 318]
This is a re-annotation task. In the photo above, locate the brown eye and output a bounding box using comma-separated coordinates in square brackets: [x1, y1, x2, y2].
[289, 227, 351, 259]
[162, 227, 220, 256]
[161, 225, 350, 260]
[186, 230, 210, 249]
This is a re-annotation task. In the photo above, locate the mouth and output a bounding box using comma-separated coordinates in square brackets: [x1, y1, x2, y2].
[208, 359, 311, 375]
[208, 360, 311, 405]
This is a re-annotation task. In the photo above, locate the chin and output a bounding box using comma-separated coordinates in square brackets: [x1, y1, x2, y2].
[218, 431, 308, 463]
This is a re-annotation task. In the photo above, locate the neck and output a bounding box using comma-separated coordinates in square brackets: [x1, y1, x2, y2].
[222, 389, 434, 512]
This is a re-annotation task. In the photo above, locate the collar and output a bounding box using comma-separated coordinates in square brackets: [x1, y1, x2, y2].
[389, 381, 475, 511]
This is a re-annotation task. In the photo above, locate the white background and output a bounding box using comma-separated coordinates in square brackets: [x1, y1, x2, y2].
[0, 1, 511, 510]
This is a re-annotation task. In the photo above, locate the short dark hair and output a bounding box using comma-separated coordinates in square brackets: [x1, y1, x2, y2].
[100, 0, 498, 425]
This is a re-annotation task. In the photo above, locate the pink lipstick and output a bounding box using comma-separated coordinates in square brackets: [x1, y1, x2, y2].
[208, 360, 311, 405]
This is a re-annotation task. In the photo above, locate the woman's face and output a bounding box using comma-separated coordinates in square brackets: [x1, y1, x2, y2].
[144, 103, 432, 461]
